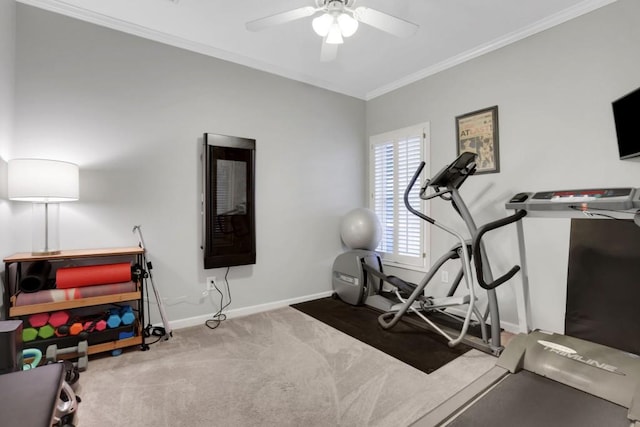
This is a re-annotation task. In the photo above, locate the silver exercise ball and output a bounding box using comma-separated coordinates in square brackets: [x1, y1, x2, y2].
[340, 208, 382, 250]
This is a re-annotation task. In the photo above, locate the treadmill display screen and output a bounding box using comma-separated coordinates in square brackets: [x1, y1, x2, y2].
[533, 188, 632, 201]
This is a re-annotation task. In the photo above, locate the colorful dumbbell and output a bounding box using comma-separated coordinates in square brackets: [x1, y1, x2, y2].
[49, 311, 70, 328]
[120, 306, 135, 325]
[107, 309, 122, 328]
[107, 305, 135, 328]
[84, 319, 107, 333]
[23, 309, 114, 342]
[38, 324, 55, 339]
[28, 313, 50, 328]
[23, 324, 56, 341]
[23, 328, 39, 342]
[56, 323, 80, 337]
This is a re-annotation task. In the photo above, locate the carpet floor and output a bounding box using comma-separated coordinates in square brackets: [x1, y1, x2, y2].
[291, 297, 472, 374]
[76, 307, 495, 426]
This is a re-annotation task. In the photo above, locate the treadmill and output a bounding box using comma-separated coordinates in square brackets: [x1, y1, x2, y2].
[412, 188, 640, 426]
[413, 330, 640, 426]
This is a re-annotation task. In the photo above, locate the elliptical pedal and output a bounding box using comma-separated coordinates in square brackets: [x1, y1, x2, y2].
[385, 275, 417, 299]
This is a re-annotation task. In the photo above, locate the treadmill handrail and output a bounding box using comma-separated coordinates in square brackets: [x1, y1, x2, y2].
[472, 209, 527, 290]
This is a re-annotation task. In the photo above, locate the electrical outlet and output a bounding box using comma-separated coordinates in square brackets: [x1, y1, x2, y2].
[441, 271, 449, 283]
[206, 276, 216, 291]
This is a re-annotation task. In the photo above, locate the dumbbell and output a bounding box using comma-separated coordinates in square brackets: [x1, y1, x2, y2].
[22, 324, 56, 341]
[120, 306, 135, 326]
[22, 327, 39, 342]
[28, 312, 50, 328]
[49, 311, 70, 328]
[57, 313, 109, 338]
[107, 309, 122, 329]
[84, 319, 107, 333]
[23, 312, 53, 342]
[46, 340, 88, 361]
[107, 305, 135, 328]
[51, 311, 74, 337]
[57, 322, 85, 338]
[38, 324, 55, 339]
[46, 340, 89, 371]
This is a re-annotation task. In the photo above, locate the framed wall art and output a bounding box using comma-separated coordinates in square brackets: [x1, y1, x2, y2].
[455, 105, 499, 174]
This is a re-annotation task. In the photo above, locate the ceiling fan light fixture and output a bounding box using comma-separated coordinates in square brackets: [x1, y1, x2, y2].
[326, 23, 344, 44]
[337, 13, 358, 37]
[312, 13, 334, 37]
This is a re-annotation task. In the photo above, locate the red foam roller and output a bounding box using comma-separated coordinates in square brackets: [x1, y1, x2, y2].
[56, 263, 131, 289]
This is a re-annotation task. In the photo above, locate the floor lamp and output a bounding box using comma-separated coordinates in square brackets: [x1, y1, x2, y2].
[8, 159, 79, 255]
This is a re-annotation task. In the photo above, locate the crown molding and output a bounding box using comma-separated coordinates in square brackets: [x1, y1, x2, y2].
[16, 0, 364, 99]
[17, 0, 618, 101]
[365, 0, 618, 100]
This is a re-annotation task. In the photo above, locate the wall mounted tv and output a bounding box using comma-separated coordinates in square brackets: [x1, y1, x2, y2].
[613, 86, 640, 159]
[202, 133, 256, 269]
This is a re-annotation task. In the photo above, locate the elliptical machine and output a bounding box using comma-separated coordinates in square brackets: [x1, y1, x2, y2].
[332, 152, 526, 355]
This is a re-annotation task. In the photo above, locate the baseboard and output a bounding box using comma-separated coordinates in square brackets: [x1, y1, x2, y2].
[168, 290, 334, 330]
[443, 306, 521, 334]
[164, 291, 520, 334]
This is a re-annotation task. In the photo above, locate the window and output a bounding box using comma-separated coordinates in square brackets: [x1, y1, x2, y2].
[369, 123, 429, 269]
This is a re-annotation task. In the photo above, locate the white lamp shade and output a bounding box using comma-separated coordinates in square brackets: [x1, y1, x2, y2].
[326, 23, 344, 44]
[312, 13, 334, 37]
[8, 159, 79, 202]
[337, 13, 358, 37]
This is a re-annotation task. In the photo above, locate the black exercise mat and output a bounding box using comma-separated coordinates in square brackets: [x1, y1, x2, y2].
[291, 297, 472, 374]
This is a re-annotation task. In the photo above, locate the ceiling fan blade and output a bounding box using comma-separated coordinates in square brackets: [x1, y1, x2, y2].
[246, 6, 317, 32]
[353, 7, 418, 38]
[320, 39, 338, 62]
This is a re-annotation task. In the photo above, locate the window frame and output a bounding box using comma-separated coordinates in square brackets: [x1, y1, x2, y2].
[368, 123, 430, 272]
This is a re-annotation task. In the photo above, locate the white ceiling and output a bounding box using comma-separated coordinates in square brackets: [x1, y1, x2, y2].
[18, 0, 616, 100]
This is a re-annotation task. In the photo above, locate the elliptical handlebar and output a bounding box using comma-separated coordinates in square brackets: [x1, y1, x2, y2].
[406, 156, 527, 291]
[375, 154, 523, 353]
[472, 209, 527, 290]
[420, 185, 452, 201]
[404, 161, 436, 225]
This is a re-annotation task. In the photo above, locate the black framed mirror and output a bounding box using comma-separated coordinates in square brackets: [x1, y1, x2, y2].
[202, 133, 256, 269]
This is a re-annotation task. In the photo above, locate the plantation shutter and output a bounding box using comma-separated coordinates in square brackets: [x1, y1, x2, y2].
[372, 143, 394, 253]
[370, 124, 429, 269]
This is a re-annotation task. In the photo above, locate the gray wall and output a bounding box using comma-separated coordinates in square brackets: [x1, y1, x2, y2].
[7, 1, 640, 333]
[0, 0, 16, 317]
[11, 5, 365, 325]
[367, 0, 640, 333]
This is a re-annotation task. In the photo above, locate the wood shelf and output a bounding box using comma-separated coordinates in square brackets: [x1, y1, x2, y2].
[9, 291, 142, 317]
[87, 335, 143, 355]
[3, 246, 144, 263]
[3, 247, 147, 357]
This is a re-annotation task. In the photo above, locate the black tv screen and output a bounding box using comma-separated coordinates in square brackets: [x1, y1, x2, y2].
[613, 86, 640, 159]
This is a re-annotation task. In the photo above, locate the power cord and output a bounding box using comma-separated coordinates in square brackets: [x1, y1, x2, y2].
[144, 324, 168, 344]
[205, 266, 232, 330]
[142, 272, 167, 345]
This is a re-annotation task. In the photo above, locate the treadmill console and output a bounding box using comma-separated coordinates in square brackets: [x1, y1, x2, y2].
[509, 192, 530, 203]
[506, 187, 640, 212]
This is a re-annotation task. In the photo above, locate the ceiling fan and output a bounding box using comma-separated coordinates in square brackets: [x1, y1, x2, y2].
[246, 0, 419, 62]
